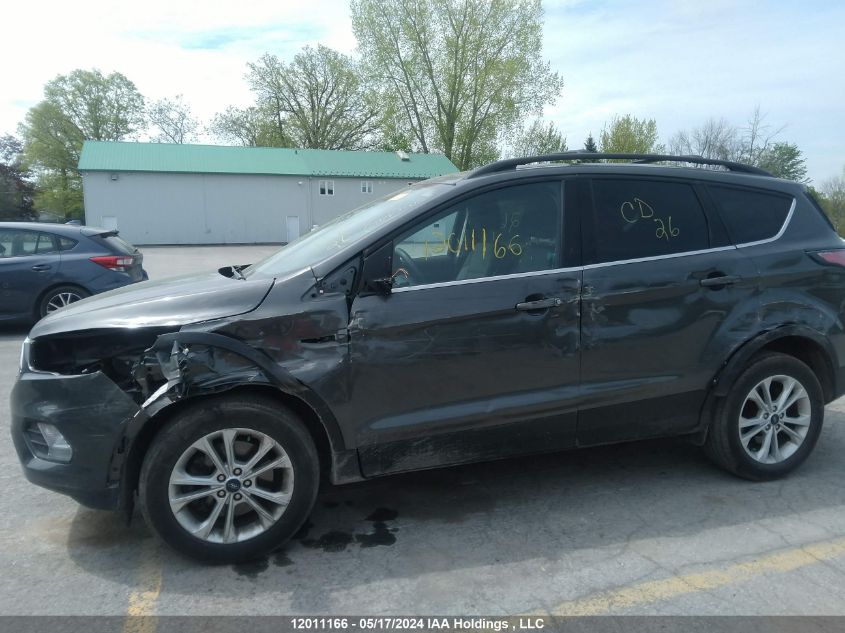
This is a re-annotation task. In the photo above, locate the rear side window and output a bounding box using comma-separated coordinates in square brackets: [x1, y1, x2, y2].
[93, 234, 137, 254]
[58, 237, 78, 251]
[589, 179, 709, 263]
[707, 185, 793, 245]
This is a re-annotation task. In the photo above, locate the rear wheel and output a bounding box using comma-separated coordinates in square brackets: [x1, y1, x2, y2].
[704, 352, 824, 480]
[38, 284, 90, 318]
[139, 395, 320, 563]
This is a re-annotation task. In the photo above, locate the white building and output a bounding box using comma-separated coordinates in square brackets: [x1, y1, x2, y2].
[78, 141, 457, 245]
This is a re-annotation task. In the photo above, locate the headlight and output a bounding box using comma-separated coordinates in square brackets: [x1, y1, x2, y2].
[19, 338, 31, 373]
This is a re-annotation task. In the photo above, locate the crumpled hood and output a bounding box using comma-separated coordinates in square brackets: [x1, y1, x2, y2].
[30, 271, 275, 338]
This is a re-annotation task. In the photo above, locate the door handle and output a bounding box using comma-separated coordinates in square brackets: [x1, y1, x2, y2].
[516, 297, 562, 311]
[31, 264, 51, 272]
[700, 274, 741, 288]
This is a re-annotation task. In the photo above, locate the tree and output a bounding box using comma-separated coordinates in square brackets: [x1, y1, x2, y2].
[351, 0, 564, 170]
[737, 106, 784, 166]
[583, 133, 597, 153]
[0, 135, 36, 221]
[508, 119, 566, 157]
[247, 45, 380, 150]
[758, 142, 808, 182]
[667, 108, 807, 178]
[820, 168, 845, 233]
[19, 69, 145, 219]
[668, 117, 737, 161]
[599, 114, 662, 155]
[207, 106, 289, 147]
[148, 95, 199, 144]
[42, 69, 146, 142]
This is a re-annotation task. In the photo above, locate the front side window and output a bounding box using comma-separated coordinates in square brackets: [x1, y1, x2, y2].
[589, 178, 709, 263]
[319, 180, 335, 196]
[247, 182, 449, 279]
[708, 185, 792, 245]
[392, 181, 562, 288]
[0, 230, 18, 258]
[3, 230, 56, 257]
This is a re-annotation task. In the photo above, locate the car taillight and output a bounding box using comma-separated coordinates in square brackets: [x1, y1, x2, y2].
[811, 250, 845, 267]
[90, 255, 135, 272]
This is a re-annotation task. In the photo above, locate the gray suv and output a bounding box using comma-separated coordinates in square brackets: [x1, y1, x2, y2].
[11, 152, 845, 563]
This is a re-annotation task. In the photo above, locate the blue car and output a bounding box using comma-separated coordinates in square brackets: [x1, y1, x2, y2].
[0, 222, 148, 321]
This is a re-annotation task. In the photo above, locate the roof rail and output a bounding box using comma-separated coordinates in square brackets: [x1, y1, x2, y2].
[466, 151, 773, 178]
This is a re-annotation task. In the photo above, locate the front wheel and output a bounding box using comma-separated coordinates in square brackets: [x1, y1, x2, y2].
[139, 395, 320, 563]
[704, 352, 824, 480]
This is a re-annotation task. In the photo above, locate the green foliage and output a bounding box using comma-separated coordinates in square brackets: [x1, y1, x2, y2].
[43, 69, 146, 142]
[148, 95, 199, 144]
[583, 133, 597, 153]
[247, 45, 380, 150]
[207, 106, 290, 147]
[599, 114, 662, 155]
[668, 109, 807, 182]
[508, 119, 567, 157]
[19, 69, 145, 219]
[351, 0, 564, 170]
[0, 135, 36, 221]
[758, 142, 808, 182]
[819, 168, 845, 233]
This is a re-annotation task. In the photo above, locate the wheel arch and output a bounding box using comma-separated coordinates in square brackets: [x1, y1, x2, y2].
[712, 325, 836, 403]
[118, 332, 362, 514]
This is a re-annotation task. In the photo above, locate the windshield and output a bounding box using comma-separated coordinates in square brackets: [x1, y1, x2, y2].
[245, 182, 450, 278]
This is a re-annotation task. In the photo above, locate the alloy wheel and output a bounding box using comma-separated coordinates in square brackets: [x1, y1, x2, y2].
[738, 374, 812, 464]
[46, 292, 82, 312]
[168, 428, 294, 543]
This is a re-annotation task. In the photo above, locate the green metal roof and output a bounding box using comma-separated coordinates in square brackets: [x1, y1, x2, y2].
[78, 141, 458, 179]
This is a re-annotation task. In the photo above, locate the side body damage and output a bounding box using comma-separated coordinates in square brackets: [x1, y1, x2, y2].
[12, 267, 362, 512]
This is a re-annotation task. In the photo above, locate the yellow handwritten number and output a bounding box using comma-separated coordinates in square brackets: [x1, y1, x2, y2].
[654, 216, 679, 241]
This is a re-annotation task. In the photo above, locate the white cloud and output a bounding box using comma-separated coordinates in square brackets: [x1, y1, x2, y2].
[4, 0, 843, 182]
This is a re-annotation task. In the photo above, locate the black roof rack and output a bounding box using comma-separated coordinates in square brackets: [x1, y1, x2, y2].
[466, 151, 773, 179]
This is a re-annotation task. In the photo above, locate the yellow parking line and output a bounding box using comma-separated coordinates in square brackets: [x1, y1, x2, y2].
[550, 535, 845, 615]
[123, 538, 163, 633]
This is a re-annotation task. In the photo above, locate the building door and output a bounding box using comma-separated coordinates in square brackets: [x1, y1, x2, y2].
[286, 216, 300, 243]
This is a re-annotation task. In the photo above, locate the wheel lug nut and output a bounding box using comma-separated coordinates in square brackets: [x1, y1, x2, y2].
[244, 480, 252, 487]
[233, 468, 242, 476]
[216, 474, 226, 482]
[217, 490, 226, 498]
[765, 424, 771, 430]
[234, 493, 242, 501]
[763, 413, 769, 419]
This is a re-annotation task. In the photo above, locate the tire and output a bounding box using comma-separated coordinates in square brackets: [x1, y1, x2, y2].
[139, 395, 320, 564]
[37, 284, 90, 318]
[704, 352, 824, 480]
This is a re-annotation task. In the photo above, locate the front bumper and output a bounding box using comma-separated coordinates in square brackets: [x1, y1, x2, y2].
[10, 369, 142, 510]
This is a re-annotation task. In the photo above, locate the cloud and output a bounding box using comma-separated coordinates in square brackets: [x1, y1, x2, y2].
[3, 0, 843, 182]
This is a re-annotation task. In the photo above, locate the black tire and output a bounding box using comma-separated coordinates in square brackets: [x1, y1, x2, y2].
[704, 352, 824, 480]
[139, 395, 320, 564]
[37, 284, 90, 318]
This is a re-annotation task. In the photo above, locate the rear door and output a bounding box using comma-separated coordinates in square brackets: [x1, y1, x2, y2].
[0, 229, 59, 318]
[346, 178, 582, 475]
[578, 176, 759, 445]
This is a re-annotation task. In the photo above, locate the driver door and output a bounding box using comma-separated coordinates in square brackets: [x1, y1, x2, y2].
[343, 179, 582, 476]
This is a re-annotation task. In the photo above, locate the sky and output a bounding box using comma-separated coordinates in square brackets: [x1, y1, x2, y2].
[3, 0, 843, 183]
